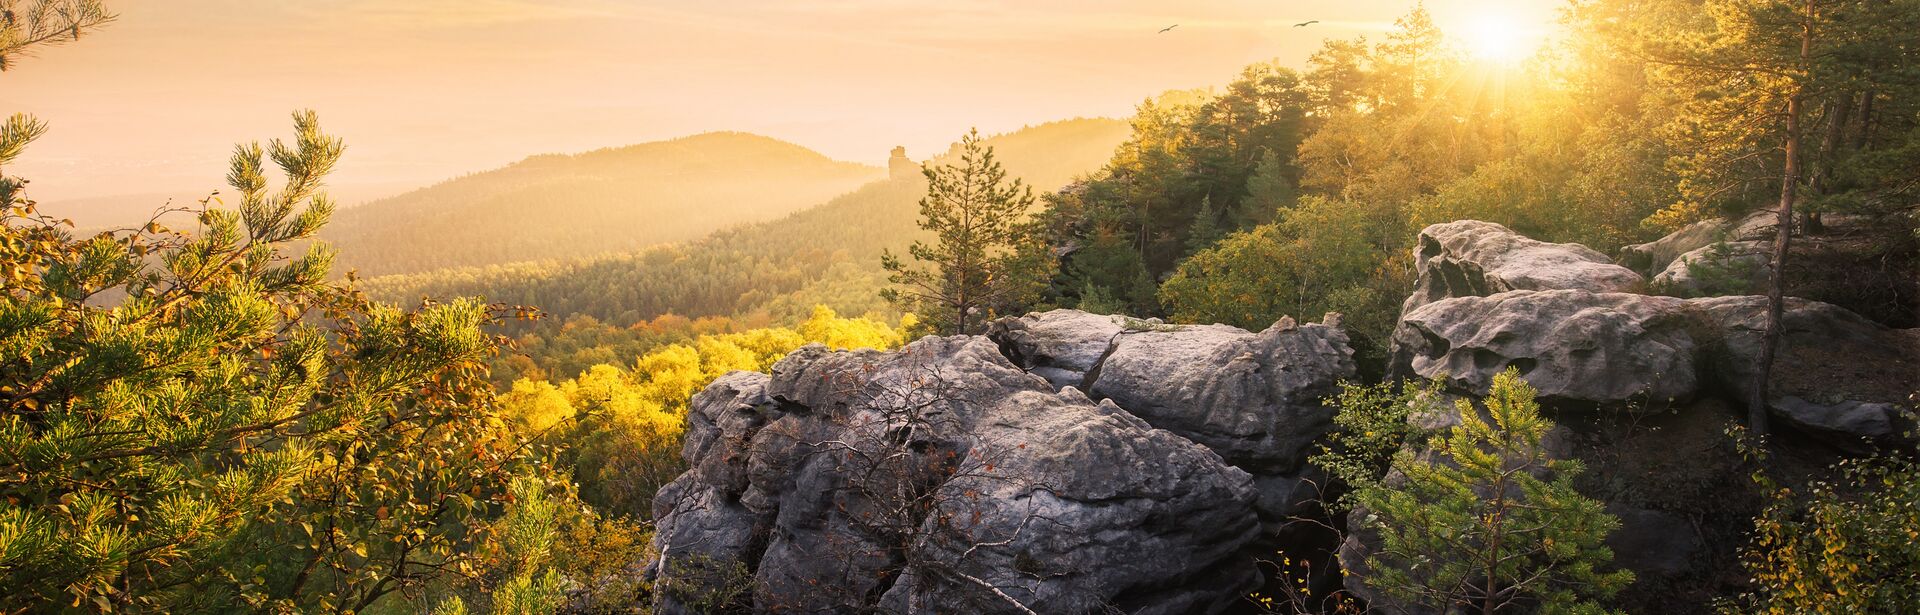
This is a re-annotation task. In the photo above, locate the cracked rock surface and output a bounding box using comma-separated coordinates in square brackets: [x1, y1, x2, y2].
[648, 336, 1264, 615]
[1402, 220, 1645, 317]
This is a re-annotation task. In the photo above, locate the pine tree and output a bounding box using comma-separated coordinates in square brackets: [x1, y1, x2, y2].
[881, 128, 1050, 335]
[0, 0, 114, 72]
[0, 112, 545, 611]
[1239, 147, 1297, 226]
[1646, 0, 1920, 434]
[1351, 368, 1633, 614]
[1183, 196, 1224, 256]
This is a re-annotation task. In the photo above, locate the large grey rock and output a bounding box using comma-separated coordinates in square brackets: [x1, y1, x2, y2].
[1687, 295, 1918, 449]
[991, 310, 1357, 547]
[1770, 397, 1904, 454]
[1392, 290, 1698, 408]
[648, 373, 780, 613]
[986, 309, 1125, 390]
[1650, 241, 1769, 297]
[1403, 220, 1644, 316]
[1082, 317, 1356, 475]
[1727, 208, 1782, 242]
[649, 337, 1266, 615]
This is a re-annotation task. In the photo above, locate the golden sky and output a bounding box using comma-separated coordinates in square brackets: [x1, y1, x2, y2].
[1, 0, 1558, 204]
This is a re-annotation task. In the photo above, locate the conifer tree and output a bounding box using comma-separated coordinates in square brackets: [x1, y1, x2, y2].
[881, 128, 1050, 335]
[1351, 369, 1633, 614]
[1644, 0, 1920, 434]
[1183, 196, 1224, 256]
[0, 111, 545, 612]
[0, 0, 113, 72]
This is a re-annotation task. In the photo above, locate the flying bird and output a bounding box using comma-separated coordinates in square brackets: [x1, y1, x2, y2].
[1294, 20, 1319, 27]
[1158, 24, 1178, 33]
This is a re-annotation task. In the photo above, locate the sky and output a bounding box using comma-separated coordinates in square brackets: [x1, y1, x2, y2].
[1, 0, 1560, 205]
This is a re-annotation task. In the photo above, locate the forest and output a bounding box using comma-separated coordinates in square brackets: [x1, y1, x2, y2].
[3, 0, 1918, 613]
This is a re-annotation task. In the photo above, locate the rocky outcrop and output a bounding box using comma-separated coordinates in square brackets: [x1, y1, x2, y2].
[985, 310, 1125, 390]
[644, 218, 1913, 615]
[888, 146, 920, 181]
[1687, 295, 1918, 449]
[1649, 241, 1769, 297]
[1769, 397, 1906, 454]
[1079, 317, 1355, 475]
[989, 311, 1356, 535]
[1391, 286, 1917, 430]
[648, 336, 1266, 615]
[1357, 220, 1918, 613]
[1403, 220, 1644, 316]
[1391, 290, 1698, 408]
[1620, 218, 1732, 275]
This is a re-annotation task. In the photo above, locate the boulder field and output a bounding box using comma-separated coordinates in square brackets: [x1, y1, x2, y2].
[638, 220, 1916, 614]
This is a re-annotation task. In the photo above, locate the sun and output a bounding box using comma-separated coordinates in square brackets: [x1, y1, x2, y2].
[1460, 14, 1536, 64]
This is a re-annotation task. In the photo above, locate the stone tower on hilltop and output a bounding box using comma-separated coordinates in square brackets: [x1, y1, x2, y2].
[888, 146, 921, 181]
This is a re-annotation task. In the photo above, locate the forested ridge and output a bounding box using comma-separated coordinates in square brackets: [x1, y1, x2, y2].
[361, 118, 1126, 322]
[318, 131, 883, 277]
[361, 118, 1129, 382]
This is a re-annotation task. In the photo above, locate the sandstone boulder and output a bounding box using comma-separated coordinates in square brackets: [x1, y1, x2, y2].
[1404, 220, 1644, 316]
[1650, 241, 1769, 297]
[991, 310, 1357, 543]
[1081, 317, 1356, 475]
[1391, 290, 1698, 408]
[1620, 218, 1731, 275]
[649, 337, 1266, 615]
[985, 310, 1125, 390]
[1769, 397, 1905, 454]
[1687, 295, 1918, 449]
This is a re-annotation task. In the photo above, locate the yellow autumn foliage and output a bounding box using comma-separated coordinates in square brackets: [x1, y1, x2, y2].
[496, 306, 909, 516]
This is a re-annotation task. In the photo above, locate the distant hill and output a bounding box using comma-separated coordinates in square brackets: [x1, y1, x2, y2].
[32, 182, 414, 232]
[320, 132, 883, 277]
[361, 118, 1132, 325]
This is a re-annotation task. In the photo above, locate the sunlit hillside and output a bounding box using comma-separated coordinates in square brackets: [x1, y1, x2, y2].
[360, 118, 1130, 325]
[318, 132, 883, 277]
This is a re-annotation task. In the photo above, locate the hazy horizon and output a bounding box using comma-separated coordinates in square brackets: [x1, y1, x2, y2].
[2, 0, 1556, 204]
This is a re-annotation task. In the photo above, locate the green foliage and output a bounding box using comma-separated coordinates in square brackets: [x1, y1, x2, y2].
[1159, 195, 1408, 354]
[1351, 369, 1633, 614]
[882, 128, 1052, 335]
[1073, 281, 1128, 315]
[1039, 63, 1312, 307]
[485, 476, 567, 615]
[1643, 0, 1920, 227]
[1183, 196, 1226, 256]
[1157, 224, 1295, 329]
[1723, 432, 1920, 614]
[0, 113, 560, 612]
[658, 554, 755, 614]
[1311, 378, 1446, 507]
[1672, 241, 1767, 297]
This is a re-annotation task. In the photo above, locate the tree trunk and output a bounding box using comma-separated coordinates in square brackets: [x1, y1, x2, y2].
[1751, 2, 1815, 437]
[1851, 90, 1875, 151]
[1806, 92, 1852, 234]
